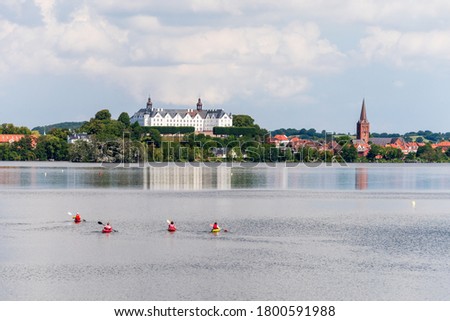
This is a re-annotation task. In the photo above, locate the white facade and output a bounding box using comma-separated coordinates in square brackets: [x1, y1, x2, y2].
[130, 98, 233, 132]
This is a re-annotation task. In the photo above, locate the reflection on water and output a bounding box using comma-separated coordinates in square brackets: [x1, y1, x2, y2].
[143, 166, 231, 190]
[2, 162, 450, 191]
[355, 167, 368, 190]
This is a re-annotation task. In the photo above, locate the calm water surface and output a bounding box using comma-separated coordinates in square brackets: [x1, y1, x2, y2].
[0, 162, 449, 300]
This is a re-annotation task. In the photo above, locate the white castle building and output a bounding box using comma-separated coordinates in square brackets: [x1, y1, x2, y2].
[130, 97, 233, 132]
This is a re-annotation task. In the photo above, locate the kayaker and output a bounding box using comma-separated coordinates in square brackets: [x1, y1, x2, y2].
[168, 221, 176, 231]
[212, 222, 219, 230]
[104, 222, 113, 232]
[74, 212, 81, 223]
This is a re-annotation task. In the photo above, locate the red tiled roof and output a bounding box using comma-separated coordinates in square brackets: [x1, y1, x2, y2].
[273, 134, 288, 141]
[437, 141, 450, 147]
[0, 134, 38, 148]
[0, 134, 26, 144]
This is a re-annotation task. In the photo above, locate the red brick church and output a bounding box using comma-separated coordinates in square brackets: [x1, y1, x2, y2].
[352, 100, 422, 157]
[357, 99, 370, 143]
[353, 100, 371, 156]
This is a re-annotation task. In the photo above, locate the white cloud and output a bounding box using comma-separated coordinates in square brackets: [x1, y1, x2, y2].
[4, 0, 450, 126]
[89, 1, 450, 26]
[1, 0, 28, 12]
[116, 22, 343, 104]
[33, 0, 56, 25]
[57, 6, 128, 56]
[265, 76, 310, 98]
[0, 1, 347, 108]
[360, 27, 450, 68]
[190, 0, 243, 15]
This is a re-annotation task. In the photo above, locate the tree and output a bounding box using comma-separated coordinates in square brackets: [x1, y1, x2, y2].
[336, 135, 352, 146]
[35, 135, 69, 161]
[69, 140, 96, 162]
[95, 109, 112, 121]
[284, 147, 294, 162]
[130, 122, 143, 140]
[306, 128, 317, 136]
[11, 136, 36, 160]
[81, 109, 126, 140]
[1, 123, 31, 135]
[340, 144, 358, 162]
[405, 152, 416, 162]
[144, 128, 161, 148]
[416, 143, 434, 160]
[233, 115, 255, 127]
[118, 112, 131, 127]
[367, 144, 385, 161]
[49, 128, 69, 141]
[384, 147, 403, 161]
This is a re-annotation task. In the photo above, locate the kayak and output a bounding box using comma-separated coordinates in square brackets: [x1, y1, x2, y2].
[211, 228, 221, 233]
[168, 227, 177, 232]
[102, 227, 113, 233]
[74, 218, 81, 223]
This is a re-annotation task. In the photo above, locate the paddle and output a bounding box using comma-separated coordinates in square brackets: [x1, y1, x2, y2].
[98, 221, 118, 232]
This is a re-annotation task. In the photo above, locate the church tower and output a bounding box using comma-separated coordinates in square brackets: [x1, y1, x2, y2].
[356, 99, 370, 143]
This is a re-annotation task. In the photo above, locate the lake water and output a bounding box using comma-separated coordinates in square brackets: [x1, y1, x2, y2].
[1, 162, 450, 300]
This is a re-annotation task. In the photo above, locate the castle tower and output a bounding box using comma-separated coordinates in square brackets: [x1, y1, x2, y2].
[356, 99, 370, 143]
[196, 98, 203, 111]
[146, 96, 153, 110]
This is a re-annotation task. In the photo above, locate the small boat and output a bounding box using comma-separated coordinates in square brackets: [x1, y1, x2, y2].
[74, 218, 81, 223]
[211, 228, 221, 233]
[168, 227, 177, 232]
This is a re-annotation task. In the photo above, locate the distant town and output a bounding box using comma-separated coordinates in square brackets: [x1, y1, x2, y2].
[1, 98, 450, 163]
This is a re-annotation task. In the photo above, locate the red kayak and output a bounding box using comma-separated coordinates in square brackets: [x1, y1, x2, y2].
[168, 227, 177, 232]
[102, 226, 113, 233]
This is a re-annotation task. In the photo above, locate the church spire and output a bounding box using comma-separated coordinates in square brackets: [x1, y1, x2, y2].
[356, 99, 370, 143]
[359, 99, 368, 122]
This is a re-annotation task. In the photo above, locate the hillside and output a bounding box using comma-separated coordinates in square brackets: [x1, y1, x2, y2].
[32, 121, 86, 135]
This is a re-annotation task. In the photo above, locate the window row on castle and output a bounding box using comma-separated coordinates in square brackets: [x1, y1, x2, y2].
[148, 119, 232, 130]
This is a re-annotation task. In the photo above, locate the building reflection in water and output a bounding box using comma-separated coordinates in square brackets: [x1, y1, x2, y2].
[143, 165, 232, 190]
[355, 167, 368, 190]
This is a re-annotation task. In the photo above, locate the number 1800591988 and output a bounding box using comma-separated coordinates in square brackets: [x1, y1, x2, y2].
[256, 305, 335, 317]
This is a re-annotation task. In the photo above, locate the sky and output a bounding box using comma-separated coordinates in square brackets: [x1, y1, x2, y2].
[1, 0, 450, 134]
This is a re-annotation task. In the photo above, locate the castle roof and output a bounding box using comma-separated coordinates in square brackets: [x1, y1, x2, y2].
[132, 97, 231, 120]
[131, 106, 230, 120]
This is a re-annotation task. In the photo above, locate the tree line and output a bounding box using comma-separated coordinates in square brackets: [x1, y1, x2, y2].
[2, 111, 450, 163]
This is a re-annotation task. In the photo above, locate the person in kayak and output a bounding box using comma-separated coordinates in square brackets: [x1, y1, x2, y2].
[74, 212, 81, 223]
[103, 222, 113, 232]
[168, 221, 176, 231]
[211, 222, 220, 232]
